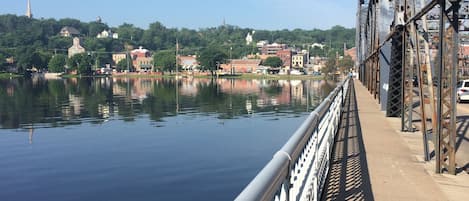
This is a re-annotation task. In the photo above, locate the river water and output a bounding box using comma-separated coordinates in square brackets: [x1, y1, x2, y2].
[0, 77, 334, 201]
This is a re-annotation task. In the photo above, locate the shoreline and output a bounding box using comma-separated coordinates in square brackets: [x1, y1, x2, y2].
[92, 73, 326, 80]
[2, 72, 328, 80]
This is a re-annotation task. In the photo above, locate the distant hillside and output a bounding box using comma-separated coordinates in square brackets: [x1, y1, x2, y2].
[0, 14, 355, 72]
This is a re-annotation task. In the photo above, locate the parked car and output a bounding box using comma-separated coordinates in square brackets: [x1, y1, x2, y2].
[457, 79, 469, 103]
[313, 71, 321, 76]
[405, 76, 418, 87]
[290, 70, 302, 75]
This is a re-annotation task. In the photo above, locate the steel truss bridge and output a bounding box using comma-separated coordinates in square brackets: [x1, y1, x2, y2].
[234, 1, 467, 200]
[357, 0, 469, 175]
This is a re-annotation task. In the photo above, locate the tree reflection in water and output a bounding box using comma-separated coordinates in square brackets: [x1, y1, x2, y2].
[0, 77, 335, 129]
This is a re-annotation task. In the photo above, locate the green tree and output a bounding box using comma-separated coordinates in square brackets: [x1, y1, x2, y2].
[48, 54, 67, 73]
[322, 54, 337, 79]
[87, 22, 109, 37]
[0, 53, 5, 71]
[141, 22, 170, 50]
[338, 55, 354, 74]
[31, 51, 52, 70]
[116, 59, 130, 72]
[197, 47, 228, 75]
[116, 23, 144, 43]
[153, 50, 176, 72]
[48, 36, 72, 50]
[67, 53, 93, 75]
[263, 56, 283, 67]
[0, 15, 356, 74]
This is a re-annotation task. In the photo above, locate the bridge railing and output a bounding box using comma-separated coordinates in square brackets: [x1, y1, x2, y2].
[235, 77, 351, 201]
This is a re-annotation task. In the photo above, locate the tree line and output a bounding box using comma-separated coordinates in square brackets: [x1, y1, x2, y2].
[0, 14, 355, 75]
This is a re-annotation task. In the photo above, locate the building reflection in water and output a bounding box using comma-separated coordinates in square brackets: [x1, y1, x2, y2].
[0, 77, 335, 130]
[29, 127, 34, 144]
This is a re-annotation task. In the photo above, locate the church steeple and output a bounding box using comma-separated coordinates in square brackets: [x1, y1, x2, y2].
[26, 0, 32, 19]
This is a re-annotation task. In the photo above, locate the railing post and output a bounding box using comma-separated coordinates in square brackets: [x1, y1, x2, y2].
[313, 125, 319, 201]
[283, 175, 291, 201]
[284, 156, 291, 201]
[341, 85, 345, 108]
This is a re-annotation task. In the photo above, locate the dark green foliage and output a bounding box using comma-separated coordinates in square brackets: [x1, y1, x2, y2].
[48, 54, 66, 73]
[87, 22, 109, 37]
[338, 55, 354, 74]
[197, 47, 228, 75]
[67, 53, 93, 75]
[262, 56, 283, 67]
[153, 50, 176, 72]
[116, 58, 129, 72]
[116, 23, 144, 43]
[323, 54, 338, 78]
[0, 14, 355, 74]
[0, 52, 5, 71]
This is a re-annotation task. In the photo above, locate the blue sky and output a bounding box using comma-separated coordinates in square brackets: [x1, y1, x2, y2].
[1, 0, 357, 30]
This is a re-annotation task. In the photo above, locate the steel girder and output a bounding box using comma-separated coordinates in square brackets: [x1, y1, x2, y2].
[387, 25, 404, 117]
[358, 0, 458, 174]
[435, 0, 458, 174]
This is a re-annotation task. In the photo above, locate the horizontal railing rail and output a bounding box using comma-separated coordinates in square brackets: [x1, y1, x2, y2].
[235, 77, 351, 201]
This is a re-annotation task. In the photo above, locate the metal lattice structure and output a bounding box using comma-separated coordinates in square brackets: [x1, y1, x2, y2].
[436, 1, 458, 174]
[387, 25, 404, 117]
[357, 0, 460, 174]
[402, 1, 415, 132]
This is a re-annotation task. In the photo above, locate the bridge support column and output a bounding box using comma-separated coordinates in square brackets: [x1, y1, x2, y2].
[435, 0, 458, 175]
[387, 25, 404, 117]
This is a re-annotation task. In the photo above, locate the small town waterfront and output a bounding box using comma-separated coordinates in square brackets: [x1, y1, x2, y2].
[0, 77, 335, 201]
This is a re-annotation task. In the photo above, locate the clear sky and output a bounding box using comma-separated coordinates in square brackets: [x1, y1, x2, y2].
[1, 0, 357, 30]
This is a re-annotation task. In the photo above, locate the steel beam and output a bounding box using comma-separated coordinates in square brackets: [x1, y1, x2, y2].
[387, 25, 404, 117]
[410, 0, 430, 161]
[358, 0, 459, 174]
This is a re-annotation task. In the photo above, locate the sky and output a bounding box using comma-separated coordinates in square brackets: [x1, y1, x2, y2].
[1, 0, 357, 30]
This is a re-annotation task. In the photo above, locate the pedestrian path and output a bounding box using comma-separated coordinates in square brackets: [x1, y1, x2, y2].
[322, 80, 450, 201]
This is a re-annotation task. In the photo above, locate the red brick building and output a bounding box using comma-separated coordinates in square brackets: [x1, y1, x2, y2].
[130, 46, 153, 72]
[259, 43, 288, 55]
[344, 47, 357, 64]
[221, 59, 262, 73]
[276, 50, 292, 68]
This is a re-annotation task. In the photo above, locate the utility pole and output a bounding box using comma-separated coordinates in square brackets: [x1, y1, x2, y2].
[126, 51, 130, 72]
[230, 46, 233, 75]
[176, 39, 179, 77]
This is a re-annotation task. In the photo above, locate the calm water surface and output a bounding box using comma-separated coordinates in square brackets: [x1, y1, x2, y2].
[0, 77, 334, 201]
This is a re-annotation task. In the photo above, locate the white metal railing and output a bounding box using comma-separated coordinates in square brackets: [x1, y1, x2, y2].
[235, 77, 351, 201]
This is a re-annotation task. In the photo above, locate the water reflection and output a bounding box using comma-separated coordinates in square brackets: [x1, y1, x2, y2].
[0, 77, 335, 129]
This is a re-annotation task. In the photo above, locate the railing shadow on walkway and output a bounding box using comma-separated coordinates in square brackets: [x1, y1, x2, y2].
[321, 81, 375, 201]
[406, 89, 468, 174]
[456, 115, 469, 174]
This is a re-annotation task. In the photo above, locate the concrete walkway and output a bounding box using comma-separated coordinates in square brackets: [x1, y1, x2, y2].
[322, 80, 459, 201]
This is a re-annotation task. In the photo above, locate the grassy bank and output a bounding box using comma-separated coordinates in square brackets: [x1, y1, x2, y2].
[234, 74, 324, 80]
[112, 73, 325, 80]
[0, 73, 22, 79]
[2, 72, 326, 80]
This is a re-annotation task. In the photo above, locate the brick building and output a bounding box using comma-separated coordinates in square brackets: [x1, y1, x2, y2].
[221, 59, 262, 73]
[276, 50, 292, 69]
[131, 46, 153, 72]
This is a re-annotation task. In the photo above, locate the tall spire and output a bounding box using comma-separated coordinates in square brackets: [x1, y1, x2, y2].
[26, 0, 32, 19]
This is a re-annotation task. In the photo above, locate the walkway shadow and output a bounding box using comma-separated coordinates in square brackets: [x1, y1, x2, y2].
[456, 115, 469, 151]
[456, 115, 469, 174]
[321, 81, 374, 201]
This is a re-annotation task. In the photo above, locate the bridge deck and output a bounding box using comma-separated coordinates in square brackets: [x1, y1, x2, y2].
[321, 80, 456, 201]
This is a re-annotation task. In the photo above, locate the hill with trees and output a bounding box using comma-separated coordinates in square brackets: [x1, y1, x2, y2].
[0, 14, 355, 75]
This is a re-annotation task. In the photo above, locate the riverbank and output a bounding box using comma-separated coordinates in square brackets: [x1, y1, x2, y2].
[1, 72, 327, 80]
[0, 73, 22, 79]
[112, 73, 326, 80]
